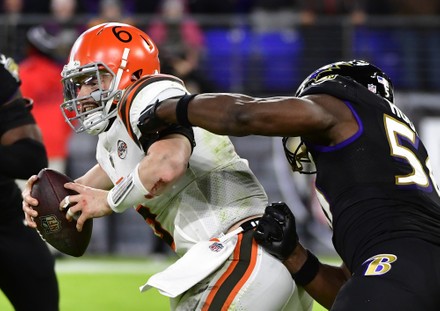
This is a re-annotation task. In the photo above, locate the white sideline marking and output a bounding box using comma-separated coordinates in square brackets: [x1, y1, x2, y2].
[55, 258, 174, 274]
[55, 256, 341, 274]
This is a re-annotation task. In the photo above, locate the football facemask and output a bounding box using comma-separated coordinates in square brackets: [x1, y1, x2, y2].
[61, 62, 118, 135]
[283, 137, 317, 174]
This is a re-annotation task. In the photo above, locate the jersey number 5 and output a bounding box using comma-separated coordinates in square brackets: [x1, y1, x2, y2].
[384, 114, 440, 196]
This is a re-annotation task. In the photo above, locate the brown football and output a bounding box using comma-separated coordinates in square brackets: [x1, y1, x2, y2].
[31, 168, 93, 257]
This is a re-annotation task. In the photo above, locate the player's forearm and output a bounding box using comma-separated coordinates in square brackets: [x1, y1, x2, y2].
[303, 263, 349, 309]
[284, 244, 349, 309]
[139, 134, 191, 196]
[75, 164, 113, 190]
[159, 94, 260, 136]
[158, 94, 324, 138]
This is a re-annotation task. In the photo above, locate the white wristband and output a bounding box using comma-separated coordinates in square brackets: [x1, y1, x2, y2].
[107, 163, 150, 213]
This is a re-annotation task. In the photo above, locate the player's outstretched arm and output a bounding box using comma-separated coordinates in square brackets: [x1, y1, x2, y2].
[139, 93, 336, 139]
[253, 202, 350, 309]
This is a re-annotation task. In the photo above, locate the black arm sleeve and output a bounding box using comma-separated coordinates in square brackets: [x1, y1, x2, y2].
[0, 138, 48, 179]
[158, 124, 196, 149]
[0, 98, 47, 179]
[138, 123, 196, 153]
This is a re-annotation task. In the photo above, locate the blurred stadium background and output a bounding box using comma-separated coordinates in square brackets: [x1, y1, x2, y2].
[1, 0, 440, 309]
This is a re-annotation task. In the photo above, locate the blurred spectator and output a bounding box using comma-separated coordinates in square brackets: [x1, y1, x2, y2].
[364, 1, 395, 15]
[88, 0, 134, 28]
[389, 0, 440, 91]
[188, 0, 239, 15]
[0, 0, 28, 61]
[74, 0, 120, 15]
[390, 0, 439, 15]
[298, 0, 366, 25]
[133, 0, 160, 14]
[19, 25, 72, 173]
[351, 0, 400, 85]
[243, 0, 304, 95]
[250, 0, 297, 33]
[297, 0, 366, 75]
[43, 0, 86, 63]
[22, 0, 50, 13]
[146, 0, 214, 93]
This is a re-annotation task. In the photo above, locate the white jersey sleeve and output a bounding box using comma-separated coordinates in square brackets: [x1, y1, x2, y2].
[96, 75, 190, 182]
[117, 74, 189, 147]
[97, 75, 268, 256]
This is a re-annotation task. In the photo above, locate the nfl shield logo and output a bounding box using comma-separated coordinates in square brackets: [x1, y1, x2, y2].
[209, 242, 224, 253]
[40, 215, 61, 234]
[117, 140, 128, 159]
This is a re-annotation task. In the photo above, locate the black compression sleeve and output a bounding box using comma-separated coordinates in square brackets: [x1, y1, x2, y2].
[0, 138, 48, 179]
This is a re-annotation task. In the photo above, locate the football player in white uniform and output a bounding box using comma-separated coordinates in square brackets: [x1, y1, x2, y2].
[22, 23, 312, 310]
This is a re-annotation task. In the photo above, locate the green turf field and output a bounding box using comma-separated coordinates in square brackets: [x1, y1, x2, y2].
[0, 256, 332, 310]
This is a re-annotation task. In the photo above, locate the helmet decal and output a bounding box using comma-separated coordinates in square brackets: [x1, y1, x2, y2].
[296, 60, 394, 103]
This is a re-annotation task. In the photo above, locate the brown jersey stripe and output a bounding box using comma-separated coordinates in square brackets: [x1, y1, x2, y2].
[202, 229, 258, 310]
[118, 77, 148, 144]
[136, 205, 175, 251]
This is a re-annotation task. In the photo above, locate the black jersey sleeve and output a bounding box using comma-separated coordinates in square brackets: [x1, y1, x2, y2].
[0, 138, 47, 179]
[0, 98, 47, 179]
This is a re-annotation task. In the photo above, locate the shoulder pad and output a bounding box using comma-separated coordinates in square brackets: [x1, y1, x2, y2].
[119, 74, 186, 115]
[118, 74, 189, 147]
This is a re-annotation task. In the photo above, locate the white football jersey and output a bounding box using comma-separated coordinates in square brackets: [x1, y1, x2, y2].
[96, 76, 268, 256]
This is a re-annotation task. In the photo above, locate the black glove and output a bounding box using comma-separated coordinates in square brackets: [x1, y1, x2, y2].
[137, 99, 169, 134]
[253, 202, 299, 261]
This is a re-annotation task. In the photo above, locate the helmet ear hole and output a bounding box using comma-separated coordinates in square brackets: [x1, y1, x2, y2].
[132, 69, 143, 81]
